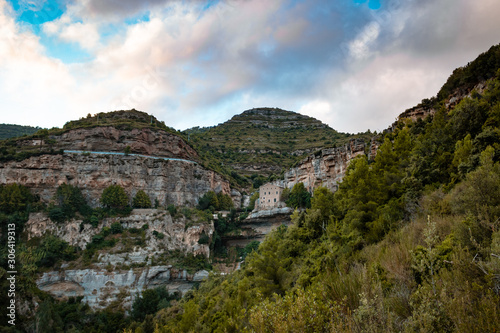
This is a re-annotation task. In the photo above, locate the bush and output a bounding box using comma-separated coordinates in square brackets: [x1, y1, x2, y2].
[153, 230, 165, 239]
[101, 185, 129, 209]
[167, 204, 177, 216]
[132, 190, 151, 208]
[52, 184, 91, 221]
[110, 222, 123, 234]
[198, 232, 210, 244]
[0, 183, 35, 214]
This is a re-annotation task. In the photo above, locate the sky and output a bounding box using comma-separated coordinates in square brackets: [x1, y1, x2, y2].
[1, 0, 500, 133]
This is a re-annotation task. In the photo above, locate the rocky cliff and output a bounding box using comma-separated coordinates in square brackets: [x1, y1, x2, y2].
[0, 152, 232, 207]
[37, 266, 210, 309]
[25, 209, 212, 256]
[282, 139, 366, 192]
[28, 209, 213, 309]
[52, 126, 198, 160]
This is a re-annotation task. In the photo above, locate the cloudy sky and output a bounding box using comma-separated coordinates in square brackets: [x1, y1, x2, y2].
[1, 0, 499, 133]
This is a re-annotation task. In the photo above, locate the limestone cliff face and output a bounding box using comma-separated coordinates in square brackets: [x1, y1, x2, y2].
[29, 209, 213, 309]
[0, 153, 231, 207]
[37, 266, 210, 309]
[21, 126, 199, 160]
[25, 209, 212, 256]
[283, 139, 366, 192]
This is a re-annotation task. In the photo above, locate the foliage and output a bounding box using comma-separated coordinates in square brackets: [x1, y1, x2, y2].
[50, 184, 91, 222]
[286, 182, 311, 209]
[101, 185, 129, 210]
[248, 191, 259, 210]
[132, 190, 152, 209]
[0, 183, 36, 214]
[0, 123, 40, 140]
[36, 235, 78, 267]
[131, 287, 180, 322]
[197, 191, 233, 211]
[110, 222, 123, 234]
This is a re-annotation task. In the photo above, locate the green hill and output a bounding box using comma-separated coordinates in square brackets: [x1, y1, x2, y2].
[0, 123, 41, 140]
[185, 107, 371, 182]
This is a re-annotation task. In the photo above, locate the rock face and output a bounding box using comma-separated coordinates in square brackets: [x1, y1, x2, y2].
[282, 139, 366, 192]
[224, 208, 294, 247]
[22, 126, 199, 161]
[37, 266, 208, 309]
[25, 209, 213, 256]
[0, 153, 231, 207]
[30, 209, 214, 309]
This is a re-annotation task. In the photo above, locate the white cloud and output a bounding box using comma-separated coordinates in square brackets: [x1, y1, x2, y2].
[43, 15, 100, 51]
[348, 21, 380, 60]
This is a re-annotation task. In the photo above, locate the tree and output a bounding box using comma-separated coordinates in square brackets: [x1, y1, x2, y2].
[286, 183, 311, 209]
[0, 183, 34, 214]
[101, 185, 129, 209]
[53, 184, 90, 219]
[133, 190, 152, 208]
[217, 192, 234, 210]
[197, 191, 219, 211]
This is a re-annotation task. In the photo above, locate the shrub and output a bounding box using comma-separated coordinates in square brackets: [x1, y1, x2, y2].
[0, 183, 35, 214]
[167, 204, 177, 216]
[53, 184, 91, 220]
[110, 222, 123, 234]
[133, 190, 151, 208]
[101, 185, 129, 209]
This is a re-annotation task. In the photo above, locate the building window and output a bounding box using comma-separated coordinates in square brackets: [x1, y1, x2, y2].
[268, 199, 270, 202]
[276, 191, 278, 194]
[274, 198, 276, 202]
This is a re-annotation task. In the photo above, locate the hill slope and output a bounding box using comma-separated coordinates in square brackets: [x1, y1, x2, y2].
[185, 107, 371, 181]
[0, 123, 41, 140]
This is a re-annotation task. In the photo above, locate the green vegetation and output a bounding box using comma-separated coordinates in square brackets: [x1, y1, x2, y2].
[132, 190, 152, 208]
[196, 191, 234, 211]
[101, 185, 129, 210]
[0, 123, 40, 140]
[62, 109, 178, 135]
[184, 108, 371, 183]
[121, 50, 500, 332]
[49, 184, 92, 222]
[0, 183, 37, 214]
[286, 182, 312, 209]
[131, 287, 181, 322]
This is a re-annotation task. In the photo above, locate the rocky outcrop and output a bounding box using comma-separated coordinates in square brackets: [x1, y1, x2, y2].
[282, 139, 366, 192]
[20, 126, 198, 161]
[224, 208, 294, 247]
[31, 209, 213, 309]
[0, 153, 231, 207]
[25, 209, 213, 256]
[444, 81, 487, 109]
[37, 266, 209, 309]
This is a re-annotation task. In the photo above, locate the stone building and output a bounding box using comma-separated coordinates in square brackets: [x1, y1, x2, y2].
[258, 183, 284, 209]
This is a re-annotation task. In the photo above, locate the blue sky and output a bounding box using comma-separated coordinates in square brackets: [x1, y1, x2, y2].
[1, 0, 500, 132]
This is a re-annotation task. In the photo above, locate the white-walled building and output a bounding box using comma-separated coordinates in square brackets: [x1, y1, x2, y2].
[258, 183, 284, 209]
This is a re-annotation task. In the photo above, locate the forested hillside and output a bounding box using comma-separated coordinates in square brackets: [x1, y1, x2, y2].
[0, 124, 40, 140]
[122, 45, 500, 332]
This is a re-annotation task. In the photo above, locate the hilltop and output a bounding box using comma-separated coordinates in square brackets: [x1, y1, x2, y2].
[184, 107, 372, 181]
